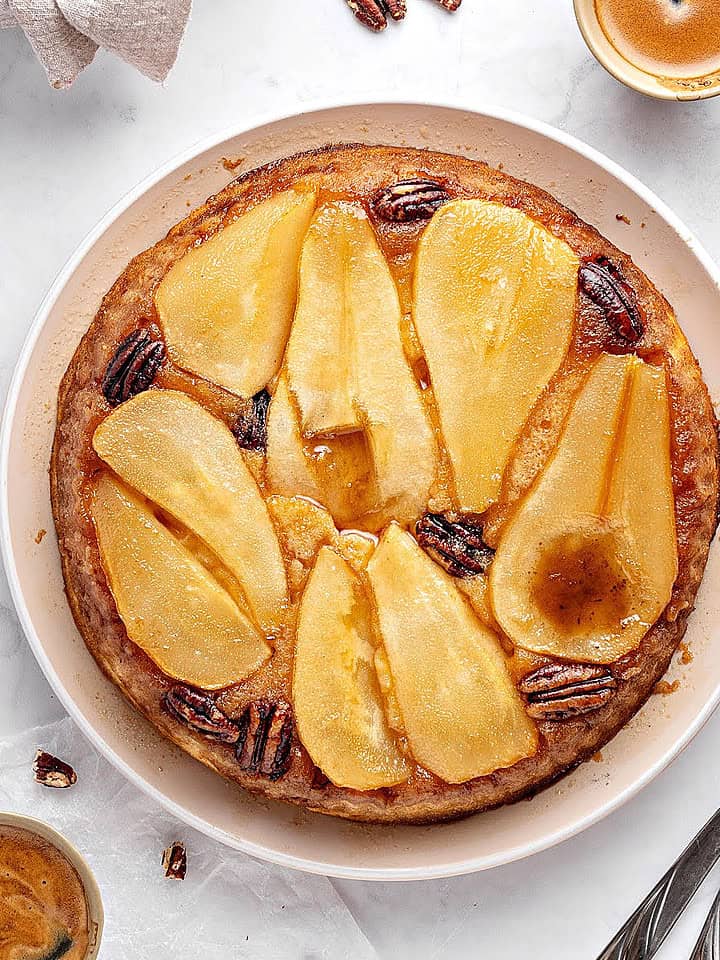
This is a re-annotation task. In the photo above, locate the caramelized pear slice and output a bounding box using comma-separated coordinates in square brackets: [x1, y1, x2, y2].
[286, 204, 359, 436]
[285, 201, 437, 525]
[155, 189, 316, 397]
[93, 390, 288, 634]
[92, 475, 270, 689]
[606, 360, 678, 607]
[293, 547, 410, 790]
[367, 523, 537, 783]
[490, 354, 678, 662]
[266, 376, 324, 504]
[413, 199, 578, 512]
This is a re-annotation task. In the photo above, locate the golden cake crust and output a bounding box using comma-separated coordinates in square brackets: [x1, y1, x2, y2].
[51, 144, 719, 824]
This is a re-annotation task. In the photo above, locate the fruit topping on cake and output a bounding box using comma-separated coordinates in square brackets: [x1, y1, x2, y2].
[413, 199, 578, 513]
[92, 389, 288, 634]
[155, 188, 316, 397]
[293, 547, 410, 790]
[91, 475, 270, 688]
[367, 523, 538, 783]
[490, 353, 677, 662]
[283, 201, 438, 528]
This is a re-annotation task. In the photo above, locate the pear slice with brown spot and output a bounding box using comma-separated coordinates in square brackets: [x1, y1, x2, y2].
[490, 353, 677, 663]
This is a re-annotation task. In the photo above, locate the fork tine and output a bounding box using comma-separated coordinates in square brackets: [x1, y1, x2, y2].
[690, 886, 720, 960]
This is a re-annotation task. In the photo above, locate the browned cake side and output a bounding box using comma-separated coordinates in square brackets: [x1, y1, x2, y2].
[51, 144, 719, 824]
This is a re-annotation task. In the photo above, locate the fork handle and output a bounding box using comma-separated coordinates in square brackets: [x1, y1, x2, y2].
[596, 808, 720, 960]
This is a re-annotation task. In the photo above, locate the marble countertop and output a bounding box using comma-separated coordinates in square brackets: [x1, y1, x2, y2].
[2, 1, 720, 956]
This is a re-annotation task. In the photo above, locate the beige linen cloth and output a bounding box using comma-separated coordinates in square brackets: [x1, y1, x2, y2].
[0, 0, 192, 88]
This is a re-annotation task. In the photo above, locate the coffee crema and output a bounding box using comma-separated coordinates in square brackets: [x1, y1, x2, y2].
[595, 0, 720, 80]
[0, 825, 90, 960]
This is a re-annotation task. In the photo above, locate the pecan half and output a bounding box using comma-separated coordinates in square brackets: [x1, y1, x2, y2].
[162, 841, 187, 880]
[415, 513, 494, 578]
[233, 388, 271, 452]
[519, 664, 617, 721]
[236, 701, 294, 781]
[164, 685, 240, 744]
[578, 258, 644, 343]
[372, 179, 451, 223]
[102, 328, 165, 406]
[33, 750, 77, 788]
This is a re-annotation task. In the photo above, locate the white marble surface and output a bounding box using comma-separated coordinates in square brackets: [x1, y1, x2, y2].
[2, 1, 720, 957]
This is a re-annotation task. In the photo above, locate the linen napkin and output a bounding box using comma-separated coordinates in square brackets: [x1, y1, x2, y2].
[0, 0, 192, 88]
[0, 717, 379, 958]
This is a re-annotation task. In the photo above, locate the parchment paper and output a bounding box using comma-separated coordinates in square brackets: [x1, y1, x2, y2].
[0, 717, 378, 958]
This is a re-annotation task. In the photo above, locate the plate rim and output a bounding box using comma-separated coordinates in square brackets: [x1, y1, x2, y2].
[2, 98, 720, 881]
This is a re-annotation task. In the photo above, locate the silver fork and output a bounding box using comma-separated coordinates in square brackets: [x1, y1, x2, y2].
[690, 887, 720, 960]
[597, 808, 720, 959]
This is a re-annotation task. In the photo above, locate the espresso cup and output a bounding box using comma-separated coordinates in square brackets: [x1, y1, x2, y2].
[574, 0, 720, 101]
[0, 813, 104, 959]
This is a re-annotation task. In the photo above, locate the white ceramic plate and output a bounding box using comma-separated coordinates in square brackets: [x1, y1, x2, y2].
[2, 102, 720, 881]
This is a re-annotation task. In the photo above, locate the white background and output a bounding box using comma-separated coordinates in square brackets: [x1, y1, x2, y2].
[2, 1, 720, 957]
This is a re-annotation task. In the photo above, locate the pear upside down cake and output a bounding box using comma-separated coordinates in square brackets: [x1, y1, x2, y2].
[51, 145, 719, 824]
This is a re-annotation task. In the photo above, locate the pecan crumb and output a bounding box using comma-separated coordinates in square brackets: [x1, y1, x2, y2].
[33, 750, 77, 788]
[162, 841, 187, 880]
[233, 389, 271, 452]
[615, 213, 631, 225]
[654, 679, 680, 696]
[34, 528, 47, 544]
[221, 155, 247, 173]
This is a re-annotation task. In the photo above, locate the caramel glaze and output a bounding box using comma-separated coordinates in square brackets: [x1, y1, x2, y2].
[0, 826, 90, 960]
[596, 0, 720, 80]
[532, 530, 633, 636]
[53, 145, 719, 822]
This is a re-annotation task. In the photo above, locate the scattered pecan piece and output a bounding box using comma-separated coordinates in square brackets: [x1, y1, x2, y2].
[33, 750, 77, 788]
[519, 664, 617, 721]
[162, 841, 187, 880]
[344, 0, 404, 30]
[233, 388, 271, 452]
[344, 0, 459, 31]
[372, 179, 451, 223]
[236, 701, 294, 781]
[164, 685, 240, 744]
[102, 328, 165, 406]
[415, 513, 494, 578]
[578, 258, 644, 343]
